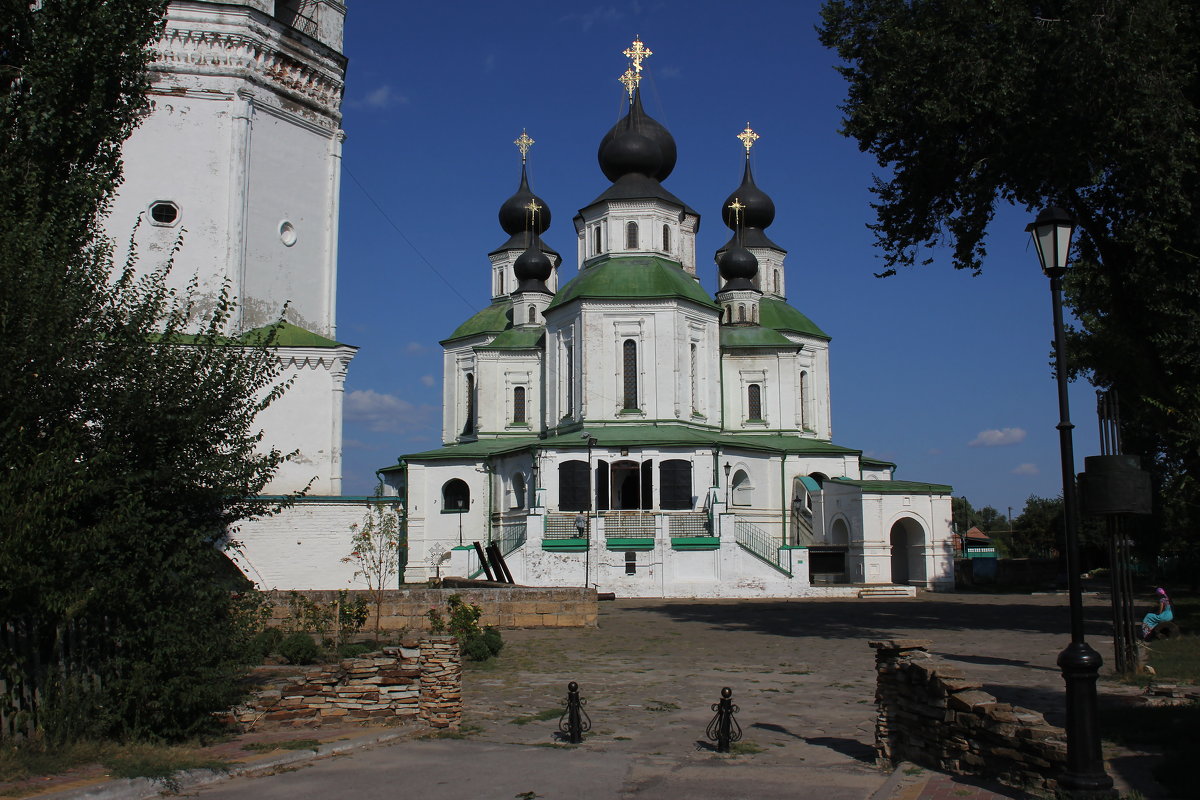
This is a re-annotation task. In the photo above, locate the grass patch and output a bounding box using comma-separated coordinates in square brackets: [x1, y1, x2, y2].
[509, 708, 562, 725]
[1099, 701, 1199, 798]
[728, 740, 765, 755]
[0, 740, 227, 790]
[1141, 635, 1200, 683]
[240, 739, 321, 753]
[645, 701, 680, 712]
[419, 722, 483, 740]
[103, 745, 228, 783]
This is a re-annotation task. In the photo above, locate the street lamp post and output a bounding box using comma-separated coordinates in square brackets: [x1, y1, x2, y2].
[1026, 207, 1115, 798]
[582, 432, 598, 589]
[723, 462, 732, 507]
[456, 498, 464, 546]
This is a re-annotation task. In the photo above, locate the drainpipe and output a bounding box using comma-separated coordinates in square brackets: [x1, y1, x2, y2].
[485, 456, 494, 544]
[779, 452, 787, 546]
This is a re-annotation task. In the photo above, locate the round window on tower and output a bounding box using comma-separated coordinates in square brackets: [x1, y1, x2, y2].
[279, 220, 297, 247]
[148, 201, 180, 227]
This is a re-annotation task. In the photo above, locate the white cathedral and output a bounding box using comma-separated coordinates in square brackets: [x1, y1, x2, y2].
[108, 2, 953, 597]
[379, 41, 956, 597]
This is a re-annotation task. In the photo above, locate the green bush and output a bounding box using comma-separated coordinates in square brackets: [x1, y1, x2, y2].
[462, 635, 493, 662]
[337, 642, 375, 659]
[252, 627, 285, 660]
[278, 632, 319, 665]
[481, 626, 503, 656]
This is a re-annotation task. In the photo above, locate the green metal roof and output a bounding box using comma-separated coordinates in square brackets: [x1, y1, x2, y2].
[830, 478, 953, 495]
[386, 436, 541, 465]
[546, 256, 719, 312]
[860, 456, 897, 470]
[238, 321, 346, 348]
[442, 299, 513, 344]
[720, 325, 795, 349]
[479, 327, 544, 350]
[759, 296, 830, 341]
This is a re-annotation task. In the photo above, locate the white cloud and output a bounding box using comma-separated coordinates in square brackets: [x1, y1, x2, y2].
[968, 427, 1027, 447]
[1011, 463, 1040, 476]
[420, 374, 435, 387]
[404, 341, 424, 354]
[344, 389, 436, 433]
[560, 6, 622, 31]
[355, 85, 408, 110]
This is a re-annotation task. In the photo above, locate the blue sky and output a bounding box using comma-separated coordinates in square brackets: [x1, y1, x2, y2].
[333, 1, 1100, 520]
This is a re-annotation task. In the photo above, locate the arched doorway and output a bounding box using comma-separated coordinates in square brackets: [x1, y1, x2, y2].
[611, 460, 642, 509]
[889, 518, 928, 586]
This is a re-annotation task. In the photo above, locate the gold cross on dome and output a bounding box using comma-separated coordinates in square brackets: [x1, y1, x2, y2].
[737, 123, 760, 154]
[619, 67, 640, 98]
[623, 37, 652, 73]
[728, 197, 746, 224]
[525, 200, 542, 219]
[514, 129, 535, 163]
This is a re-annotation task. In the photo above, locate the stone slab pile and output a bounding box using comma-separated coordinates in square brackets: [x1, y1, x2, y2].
[871, 639, 1066, 794]
[229, 637, 461, 730]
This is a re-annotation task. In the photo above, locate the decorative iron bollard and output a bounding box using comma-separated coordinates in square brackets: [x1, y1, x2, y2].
[558, 680, 591, 743]
[705, 686, 742, 752]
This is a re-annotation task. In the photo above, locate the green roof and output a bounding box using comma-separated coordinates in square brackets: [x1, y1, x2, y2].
[830, 478, 953, 495]
[388, 426, 861, 469]
[860, 456, 897, 469]
[759, 296, 830, 340]
[720, 325, 795, 349]
[546, 256, 719, 312]
[443, 299, 513, 344]
[479, 327, 544, 350]
[238, 321, 346, 348]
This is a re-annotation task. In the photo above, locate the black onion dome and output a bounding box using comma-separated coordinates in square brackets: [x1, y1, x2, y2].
[597, 88, 676, 182]
[721, 158, 775, 232]
[513, 240, 554, 294]
[717, 243, 758, 291]
[498, 165, 551, 236]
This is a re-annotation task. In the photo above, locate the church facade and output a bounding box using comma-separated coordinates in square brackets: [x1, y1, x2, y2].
[381, 40, 955, 597]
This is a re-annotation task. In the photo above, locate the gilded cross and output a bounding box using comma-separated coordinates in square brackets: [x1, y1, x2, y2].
[728, 198, 746, 225]
[623, 37, 652, 73]
[737, 123, 760, 154]
[619, 67, 640, 98]
[514, 129, 535, 163]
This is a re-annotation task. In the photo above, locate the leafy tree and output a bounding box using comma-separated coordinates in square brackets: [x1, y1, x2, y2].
[818, 1, 1200, 549]
[1, 0, 290, 741]
[341, 491, 404, 643]
[1012, 495, 1065, 559]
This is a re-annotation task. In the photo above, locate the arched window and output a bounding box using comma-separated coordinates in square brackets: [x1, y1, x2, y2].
[512, 386, 526, 424]
[498, 271, 505, 294]
[442, 479, 470, 512]
[731, 469, 752, 506]
[747, 383, 762, 421]
[737, 305, 746, 322]
[462, 373, 475, 435]
[622, 339, 637, 410]
[689, 343, 699, 415]
[659, 459, 693, 510]
[773, 270, 780, 294]
[512, 473, 527, 510]
[626, 221, 639, 249]
[592, 225, 602, 255]
[528, 305, 536, 324]
[558, 460, 589, 511]
[662, 224, 671, 253]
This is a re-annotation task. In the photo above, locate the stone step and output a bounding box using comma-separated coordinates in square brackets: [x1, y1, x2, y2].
[858, 586, 917, 598]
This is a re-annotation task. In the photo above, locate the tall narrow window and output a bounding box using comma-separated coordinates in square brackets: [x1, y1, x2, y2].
[513, 386, 526, 424]
[462, 373, 475, 435]
[622, 339, 637, 410]
[747, 383, 762, 421]
[662, 224, 671, 253]
[592, 225, 601, 255]
[498, 271, 505, 294]
[659, 460, 693, 510]
[773, 270, 780, 294]
[528, 305, 536, 324]
[559, 461, 589, 512]
[564, 342, 574, 415]
[689, 343, 699, 415]
[738, 305, 746, 322]
[800, 371, 810, 429]
[626, 221, 639, 249]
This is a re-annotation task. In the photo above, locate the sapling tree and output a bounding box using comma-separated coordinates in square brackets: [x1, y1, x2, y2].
[343, 491, 404, 642]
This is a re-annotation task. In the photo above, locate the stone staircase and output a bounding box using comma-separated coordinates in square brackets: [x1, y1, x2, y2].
[858, 585, 917, 598]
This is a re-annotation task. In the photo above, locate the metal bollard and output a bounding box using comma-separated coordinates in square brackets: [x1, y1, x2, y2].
[705, 686, 742, 752]
[558, 680, 591, 743]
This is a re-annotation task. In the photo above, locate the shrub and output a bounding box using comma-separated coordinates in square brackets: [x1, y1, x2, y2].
[252, 627, 285, 660]
[278, 632, 319, 665]
[336, 642, 375, 659]
[481, 626, 504, 656]
[462, 635, 493, 662]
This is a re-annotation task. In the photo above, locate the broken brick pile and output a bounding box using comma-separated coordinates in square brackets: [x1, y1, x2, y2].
[871, 639, 1066, 793]
[229, 635, 461, 730]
